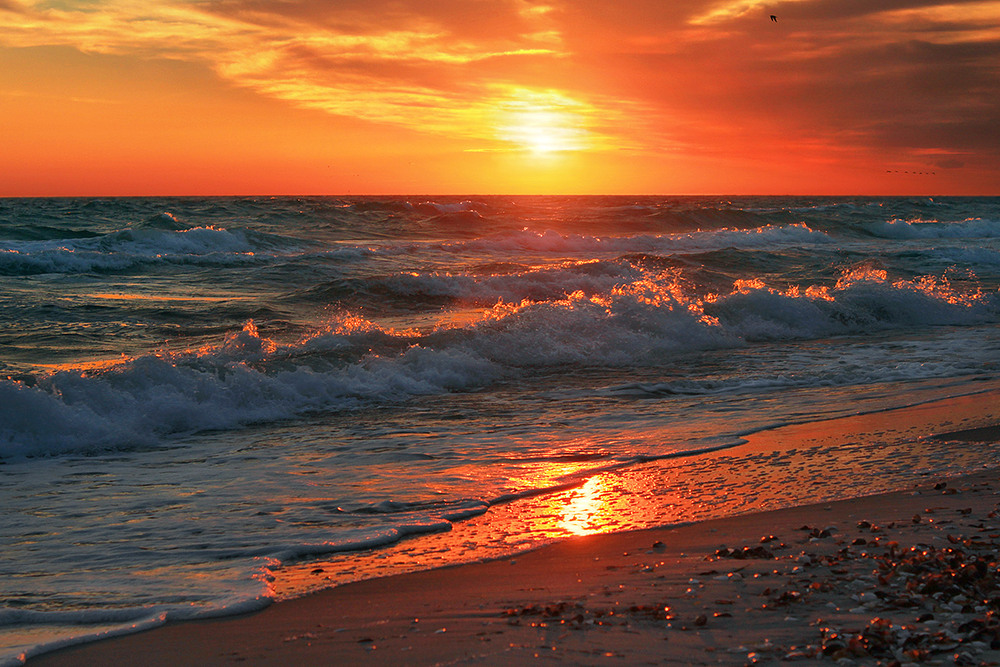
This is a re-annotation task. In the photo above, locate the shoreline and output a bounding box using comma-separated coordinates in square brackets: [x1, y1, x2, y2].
[27, 407, 1000, 666]
[271, 386, 1000, 602]
[29, 469, 1000, 666]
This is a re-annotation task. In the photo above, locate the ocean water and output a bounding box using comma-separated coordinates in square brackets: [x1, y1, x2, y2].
[2, 195, 1000, 662]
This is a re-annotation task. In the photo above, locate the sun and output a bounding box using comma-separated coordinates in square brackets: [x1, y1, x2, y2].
[494, 90, 591, 155]
[503, 109, 586, 154]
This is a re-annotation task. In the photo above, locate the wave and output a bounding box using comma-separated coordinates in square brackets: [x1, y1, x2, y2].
[0, 216, 834, 277]
[0, 225, 315, 275]
[867, 218, 1000, 239]
[642, 205, 796, 231]
[2, 264, 997, 459]
[603, 346, 990, 398]
[296, 237, 1000, 317]
[920, 246, 1000, 266]
[411, 200, 490, 216]
[437, 222, 833, 256]
[343, 199, 495, 216]
[0, 580, 271, 667]
[297, 259, 635, 309]
[0, 225, 103, 242]
[303, 221, 834, 261]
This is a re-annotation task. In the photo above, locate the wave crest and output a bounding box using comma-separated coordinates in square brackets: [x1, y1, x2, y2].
[0, 225, 307, 275]
[868, 218, 1000, 239]
[1, 263, 995, 459]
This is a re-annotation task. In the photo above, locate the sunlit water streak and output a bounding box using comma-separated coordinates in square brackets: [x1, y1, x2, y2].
[1, 195, 1000, 664]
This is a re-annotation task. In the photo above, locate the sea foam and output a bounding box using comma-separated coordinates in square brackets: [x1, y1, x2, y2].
[0, 226, 307, 275]
[2, 266, 995, 459]
[869, 218, 1000, 239]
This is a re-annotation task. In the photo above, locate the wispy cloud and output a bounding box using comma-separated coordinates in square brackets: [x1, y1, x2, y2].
[0, 0, 649, 152]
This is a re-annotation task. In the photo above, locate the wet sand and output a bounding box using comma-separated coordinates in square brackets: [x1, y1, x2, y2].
[28, 410, 1000, 666]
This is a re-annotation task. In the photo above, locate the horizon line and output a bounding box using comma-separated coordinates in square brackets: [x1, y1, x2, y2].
[4, 192, 999, 199]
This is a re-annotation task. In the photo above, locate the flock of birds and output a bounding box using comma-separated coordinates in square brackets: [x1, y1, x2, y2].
[769, 11, 939, 179]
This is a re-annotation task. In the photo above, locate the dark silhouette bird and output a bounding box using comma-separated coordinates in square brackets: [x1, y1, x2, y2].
[770, 14, 778, 21]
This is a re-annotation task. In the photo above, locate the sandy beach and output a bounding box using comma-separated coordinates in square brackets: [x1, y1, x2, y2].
[29, 411, 1000, 666]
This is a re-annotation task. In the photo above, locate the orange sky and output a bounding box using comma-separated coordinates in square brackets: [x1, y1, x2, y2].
[2, 0, 998, 195]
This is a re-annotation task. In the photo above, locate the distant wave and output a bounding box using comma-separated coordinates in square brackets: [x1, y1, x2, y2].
[0, 219, 835, 277]
[919, 246, 1000, 266]
[0, 225, 317, 275]
[437, 222, 833, 256]
[344, 199, 494, 216]
[293, 238, 1000, 314]
[296, 259, 635, 309]
[867, 218, 1000, 239]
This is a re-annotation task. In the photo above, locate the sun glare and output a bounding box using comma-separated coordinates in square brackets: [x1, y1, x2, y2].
[503, 109, 586, 154]
[494, 90, 591, 155]
[560, 475, 612, 535]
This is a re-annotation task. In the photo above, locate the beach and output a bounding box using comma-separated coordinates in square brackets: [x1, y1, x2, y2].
[29, 396, 1000, 666]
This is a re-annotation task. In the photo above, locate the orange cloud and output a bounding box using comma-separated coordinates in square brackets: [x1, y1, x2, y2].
[0, 0, 661, 155]
[555, 0, 1000, 176]
[1, 0, 998, 194]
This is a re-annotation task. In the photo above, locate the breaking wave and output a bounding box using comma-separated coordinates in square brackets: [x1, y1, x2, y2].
[0, 225, 309, 275]
[3, 266, 996, 459]
[867, 218, 1000, 239]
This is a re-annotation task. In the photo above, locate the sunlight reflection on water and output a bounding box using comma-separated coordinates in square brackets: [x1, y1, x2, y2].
[559, 475, 614, 536]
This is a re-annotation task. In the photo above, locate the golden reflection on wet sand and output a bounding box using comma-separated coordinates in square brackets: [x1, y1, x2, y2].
[271, 388, 1000, 601]
[557, 474, 614, 536]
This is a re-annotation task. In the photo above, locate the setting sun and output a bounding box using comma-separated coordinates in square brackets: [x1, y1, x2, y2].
[494, 91, 591, 155]
[503, 109, 582, 155]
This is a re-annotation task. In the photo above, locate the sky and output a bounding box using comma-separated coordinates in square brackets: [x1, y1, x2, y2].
[1, 0, 999, 195]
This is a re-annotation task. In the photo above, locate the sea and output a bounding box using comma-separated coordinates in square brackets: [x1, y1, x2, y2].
[2, 195, 1000, 663]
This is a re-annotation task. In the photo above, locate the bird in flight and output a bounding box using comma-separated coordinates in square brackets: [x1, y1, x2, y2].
[770, 14, 778, 21]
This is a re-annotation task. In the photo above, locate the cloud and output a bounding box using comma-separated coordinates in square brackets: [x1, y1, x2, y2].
[1, 0, 998, 168]
[0, 0, 26, 12]
[0, 0, 634, 151]
[548, 0, 1000, 165]
[771, 0, 997, 22]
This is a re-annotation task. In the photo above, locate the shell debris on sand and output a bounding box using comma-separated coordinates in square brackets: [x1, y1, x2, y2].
[491, 479, 1000, 666]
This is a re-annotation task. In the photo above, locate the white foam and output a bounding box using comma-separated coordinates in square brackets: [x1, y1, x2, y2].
[440, 222, 832, 256]
[2, 267, 996, 459]
[0, 226, 311, 275]
[412, 200, 488, 215]
[869, 218, 1000, 239]
[379, 261, 634, 305]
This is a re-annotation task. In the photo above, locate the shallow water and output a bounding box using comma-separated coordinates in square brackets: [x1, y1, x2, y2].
[2, 195, 1000, 663]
